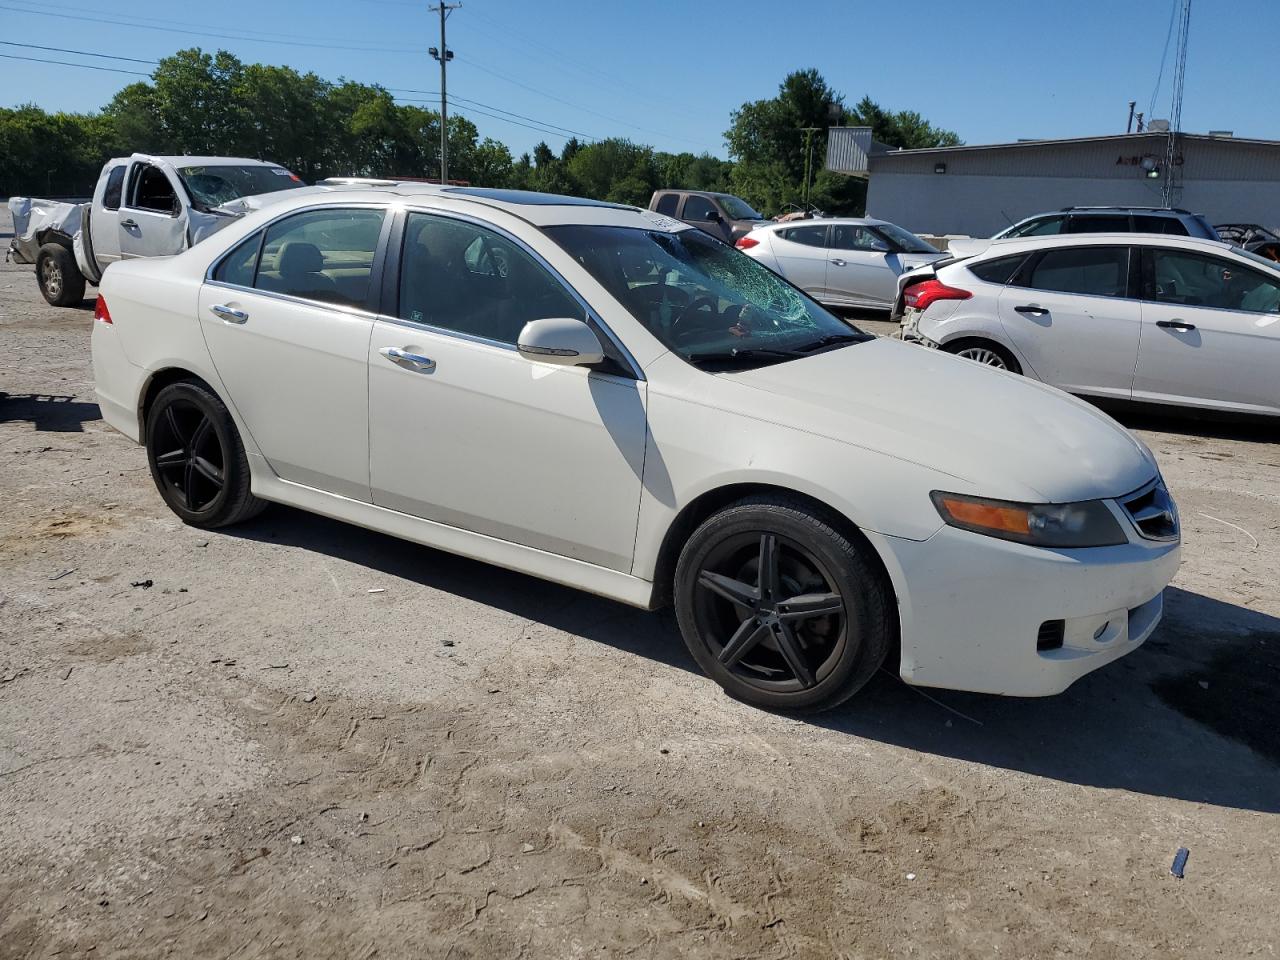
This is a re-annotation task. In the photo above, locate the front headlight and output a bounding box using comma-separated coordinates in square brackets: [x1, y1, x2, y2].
[930, 491, 1127, 548]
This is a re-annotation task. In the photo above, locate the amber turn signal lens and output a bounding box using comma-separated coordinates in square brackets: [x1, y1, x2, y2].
[935, 496, 1030, 536]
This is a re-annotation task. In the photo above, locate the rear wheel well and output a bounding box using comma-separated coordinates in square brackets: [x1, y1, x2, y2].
[942, 336, 1021, 374]
[35, 229, 73, 251]
[140, 369, 215, 430]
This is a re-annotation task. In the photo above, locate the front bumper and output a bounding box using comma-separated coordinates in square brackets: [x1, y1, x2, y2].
[866, 524, 1181, 697]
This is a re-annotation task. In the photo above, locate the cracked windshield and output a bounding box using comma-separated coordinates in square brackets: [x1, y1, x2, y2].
[547, 225, 869, 368]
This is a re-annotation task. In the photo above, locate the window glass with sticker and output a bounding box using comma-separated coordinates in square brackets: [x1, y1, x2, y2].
[398, 213, 585, 344]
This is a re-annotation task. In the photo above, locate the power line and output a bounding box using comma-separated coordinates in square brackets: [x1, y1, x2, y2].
[0, 2, 425, 54]
[0, 52, 150, 75]
[1147, 0, 1179, 120]
[390, 87, 598, 140]
[395, 97, 585, 143]
[0, 39, 159, 65]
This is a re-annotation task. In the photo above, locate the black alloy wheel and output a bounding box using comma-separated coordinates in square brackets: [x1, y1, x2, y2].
[675, 497, 892, 712]
[145, 381, 266, 528]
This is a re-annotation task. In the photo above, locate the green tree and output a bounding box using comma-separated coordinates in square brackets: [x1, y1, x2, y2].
[845, 96, 962, 150]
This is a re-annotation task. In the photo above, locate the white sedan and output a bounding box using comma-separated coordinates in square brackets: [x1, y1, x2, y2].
[736, 217, 946, 310]
[897, 233, 1280, 417]
[92, 186, 1180, 711]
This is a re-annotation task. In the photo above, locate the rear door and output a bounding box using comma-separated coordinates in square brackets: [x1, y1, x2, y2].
[769, 224, 830, 299]
[119, 162, 188, 258]
[996, 244, 1141, 398]
[88, 163, 126, 267]
[827, 223, 895, 306]
[1134, 246, 1280, 415]
[199, 205, 390, 499]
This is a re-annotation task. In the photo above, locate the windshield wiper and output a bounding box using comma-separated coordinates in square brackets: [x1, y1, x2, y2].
[684, 347, 801, 368]
[795, 333, 868, 353]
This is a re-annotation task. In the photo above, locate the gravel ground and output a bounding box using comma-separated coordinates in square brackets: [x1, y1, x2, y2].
[2, 217, 1279, 959]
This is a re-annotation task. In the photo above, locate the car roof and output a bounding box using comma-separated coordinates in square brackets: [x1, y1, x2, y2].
[761, 217, 888, 230]
[1056, 206, 1192, 214]
[143, 155, 291, 168]
[250, 182, 676, 230]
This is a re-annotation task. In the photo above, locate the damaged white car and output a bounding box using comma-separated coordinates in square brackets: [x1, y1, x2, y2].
[7, 154, 308, 306]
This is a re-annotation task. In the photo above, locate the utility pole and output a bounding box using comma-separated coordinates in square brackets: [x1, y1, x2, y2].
[429, 3, 461, 184]
[1126, 100, 1136, 133]
[800, 127, 821, 208]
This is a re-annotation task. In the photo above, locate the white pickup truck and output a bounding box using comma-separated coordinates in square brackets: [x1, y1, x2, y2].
[8, 154, 307, 306]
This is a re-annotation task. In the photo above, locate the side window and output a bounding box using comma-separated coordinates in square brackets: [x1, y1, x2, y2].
[254, 208, 385, 308]
[1066, 214, 1129, 234]
[654, 194, 680, 216]
[1149, 249, 1280, 313]
[831, 224, 889, 252]
[968, 254, 1029, 285]
[399, 212, 585, 345]
[1021, 246, 1130, 298]
[781, 225, 827, 248]
[682, 195, 718, 222]
[129, 164, 178, 215]
[1134, 215, 1188, 236]
[214, 231, 263, 287]
[102, 166, 125, 211]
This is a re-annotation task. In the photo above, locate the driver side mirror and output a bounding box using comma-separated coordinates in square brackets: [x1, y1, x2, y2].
[705, 210, 723, 223]
[516, 317, 605, 367]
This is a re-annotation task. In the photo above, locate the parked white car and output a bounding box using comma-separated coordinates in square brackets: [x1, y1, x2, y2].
[92, 186, 1180, 711]
[736, 217, 946, 310]
[896, 233, 1280, 418]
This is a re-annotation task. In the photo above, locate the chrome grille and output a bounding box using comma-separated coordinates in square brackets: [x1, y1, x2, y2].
[1120, 480, 1179, 542]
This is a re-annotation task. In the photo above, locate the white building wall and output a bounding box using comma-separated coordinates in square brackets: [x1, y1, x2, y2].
[867, 173, 1280, 238]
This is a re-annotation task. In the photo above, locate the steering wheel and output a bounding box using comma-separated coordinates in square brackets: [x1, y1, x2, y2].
[670, 295, 721, 333]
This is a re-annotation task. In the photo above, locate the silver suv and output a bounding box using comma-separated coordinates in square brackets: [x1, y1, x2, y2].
[994, 207, 1220, 241]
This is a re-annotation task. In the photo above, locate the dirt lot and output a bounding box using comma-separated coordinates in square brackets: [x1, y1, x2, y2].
[2, 217, 1279, 959]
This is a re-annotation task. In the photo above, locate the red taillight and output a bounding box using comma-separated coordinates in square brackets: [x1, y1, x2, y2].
[902, 279, 972, 312]
[93, 295, 112, 324]
[735, 235, 759, 250]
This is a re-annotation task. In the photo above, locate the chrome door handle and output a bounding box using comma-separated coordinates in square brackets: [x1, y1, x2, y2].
[210, 304, 248, 324]
[380, 346, 436, 372]
[1014, 304, 1048, 316]
[121, 218, 138, 229]
[829, 258, 847, 266]
[1156, 319, 1196, 331]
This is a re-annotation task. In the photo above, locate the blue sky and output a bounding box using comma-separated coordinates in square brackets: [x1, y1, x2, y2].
[2, 0, 1275, 159]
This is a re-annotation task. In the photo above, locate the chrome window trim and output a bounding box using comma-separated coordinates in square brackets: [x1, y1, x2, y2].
[395, 204, 646, 381]
[203, 279, 381, 320]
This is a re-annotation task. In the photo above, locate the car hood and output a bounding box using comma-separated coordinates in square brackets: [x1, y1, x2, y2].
[718, 337, 1157, 503]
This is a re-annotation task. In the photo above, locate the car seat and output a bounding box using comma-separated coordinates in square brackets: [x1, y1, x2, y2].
[276, 242, 338, 302]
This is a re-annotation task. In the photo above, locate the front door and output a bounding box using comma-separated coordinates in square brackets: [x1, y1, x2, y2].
[827, 223, 895, 305]
[119, 162, 188, 259]
[199, 206, 389, 499]
[770, 224, 830, 300]
[1134, 246, 1280, 415]
[368, 211, 646, 572]
[996, 244, 1141, 399]
[681, 195, 732, 242]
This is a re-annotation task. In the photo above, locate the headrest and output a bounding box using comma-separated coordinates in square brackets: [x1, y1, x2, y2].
[278, 241, 324, 275]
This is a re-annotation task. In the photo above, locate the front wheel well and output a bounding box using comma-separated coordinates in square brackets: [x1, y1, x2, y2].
[650, 482, 895, 612]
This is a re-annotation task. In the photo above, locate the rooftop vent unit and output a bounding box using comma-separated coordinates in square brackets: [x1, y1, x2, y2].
[1148, 119, 1171, 133]
[1208, 130, 1234, 138]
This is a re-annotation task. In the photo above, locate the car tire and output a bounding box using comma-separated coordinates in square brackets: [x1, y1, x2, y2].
[36, 242, 86, 307]
[674, 495, 893, 713]
[944, 338, 1021, 374]
[145, 380, 267, 529]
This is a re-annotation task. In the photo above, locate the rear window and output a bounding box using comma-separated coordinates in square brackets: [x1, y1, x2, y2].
[654, 194, 679, 216]
[968, 254, 1028, 285]
[1066, 214, 1129, 234]
[102, 166, 125, 211]
[781, 225, 827, 247]
[1020, 246, 1130, 298]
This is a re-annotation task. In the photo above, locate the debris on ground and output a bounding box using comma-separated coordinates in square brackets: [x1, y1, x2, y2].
[1171, 847, 1190, 879]
[130, 579, 153, 589]
[291, 835, 304, 845]
[48, 568, 76, 581]
[302, 693, 317, 703]
[367, 588, 385, 594]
